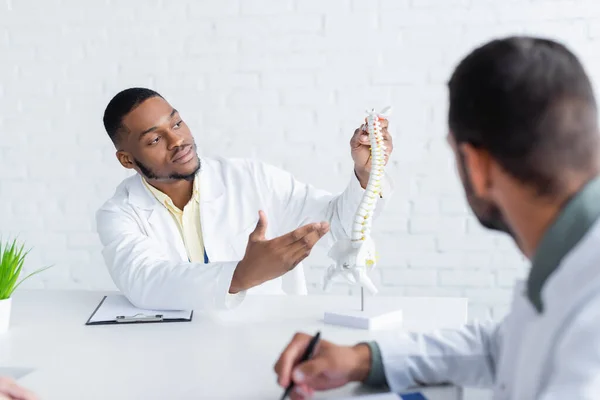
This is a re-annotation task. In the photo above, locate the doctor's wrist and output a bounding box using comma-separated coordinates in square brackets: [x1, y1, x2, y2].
[349, 343, 372, 383]
[354, 167, 370, 189]
[229, 262, 249, 294]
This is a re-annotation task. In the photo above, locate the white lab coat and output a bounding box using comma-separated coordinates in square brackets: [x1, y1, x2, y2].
[96, 156, 392, 312]
[375, 218, 600, 399]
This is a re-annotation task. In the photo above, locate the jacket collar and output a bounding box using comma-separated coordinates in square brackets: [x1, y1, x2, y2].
[527, 174, 600, 313]
[126, 157, 224, 210]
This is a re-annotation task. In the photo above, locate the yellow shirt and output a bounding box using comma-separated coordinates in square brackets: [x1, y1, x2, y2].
[142, 175, 205, 263]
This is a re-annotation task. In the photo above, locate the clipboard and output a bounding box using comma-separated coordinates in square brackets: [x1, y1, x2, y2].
[85, 295, 193, 325]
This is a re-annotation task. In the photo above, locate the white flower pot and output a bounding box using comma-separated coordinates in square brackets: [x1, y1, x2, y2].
[0, 298, 12, 333]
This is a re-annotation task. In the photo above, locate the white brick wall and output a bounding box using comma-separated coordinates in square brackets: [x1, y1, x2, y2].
[2, 0, 600, 323]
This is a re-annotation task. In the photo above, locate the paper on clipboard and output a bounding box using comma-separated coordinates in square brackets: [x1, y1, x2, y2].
[0, 367, 34, 380]
[86, 295, 192, 324]
[333, 393, 427, 399]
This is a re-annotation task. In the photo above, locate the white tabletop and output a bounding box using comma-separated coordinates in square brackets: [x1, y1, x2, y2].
[1, 290, 467, 399]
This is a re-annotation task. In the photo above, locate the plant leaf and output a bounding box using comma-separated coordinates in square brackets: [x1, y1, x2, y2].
[11, 265, 53, 295]
[0, 238, 45, 299]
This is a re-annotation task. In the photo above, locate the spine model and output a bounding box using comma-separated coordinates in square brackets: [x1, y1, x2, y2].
[322, 106, 391, 295]
[351, 107, 389, 247]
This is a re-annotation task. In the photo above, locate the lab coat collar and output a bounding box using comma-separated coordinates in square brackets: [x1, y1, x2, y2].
[527, 174, 600, 313]
[196, 158, 225, 202]
[127, 175, 157, 211]
[127, 157, 225, 211]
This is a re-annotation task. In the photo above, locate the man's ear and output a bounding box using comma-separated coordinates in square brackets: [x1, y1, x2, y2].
[458, 143, 493, 199]
[116, 151, 135, 170]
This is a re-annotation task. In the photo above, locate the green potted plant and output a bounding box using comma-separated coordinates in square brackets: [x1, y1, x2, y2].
[0, 238, 51, 333]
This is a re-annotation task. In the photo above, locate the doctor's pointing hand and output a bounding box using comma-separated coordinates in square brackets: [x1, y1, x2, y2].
[229, 212, 331, 293]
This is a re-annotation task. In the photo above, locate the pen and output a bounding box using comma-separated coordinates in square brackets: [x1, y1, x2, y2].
[280, 331, 321, 400]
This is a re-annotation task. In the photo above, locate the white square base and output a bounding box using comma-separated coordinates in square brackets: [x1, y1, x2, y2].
[324, 308, 403, 330]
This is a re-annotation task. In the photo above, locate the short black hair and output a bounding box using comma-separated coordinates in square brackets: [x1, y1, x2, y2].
[448, 36, 599, 196]
[103, 87, 163, 146]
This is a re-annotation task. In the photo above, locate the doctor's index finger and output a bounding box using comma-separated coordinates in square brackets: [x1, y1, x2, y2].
[349, 126, 365, 147]
[290, 225, 329, 251]
[376, 118, 389, 131]
[382, 125, 393, 142]
[288, 227, 329, 265]
[352, 119, 390, 143]
[275, 221, 329, 246]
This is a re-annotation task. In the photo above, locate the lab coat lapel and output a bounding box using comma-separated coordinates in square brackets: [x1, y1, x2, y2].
[493, 281, 529, 399]
[148, 206, 188, 261]
[510, 295, 548, 399]
[127, 174, 188, 261]
[197, 160, 232, 262]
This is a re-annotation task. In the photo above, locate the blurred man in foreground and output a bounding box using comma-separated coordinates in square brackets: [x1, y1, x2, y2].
[275, 36, 600, 399]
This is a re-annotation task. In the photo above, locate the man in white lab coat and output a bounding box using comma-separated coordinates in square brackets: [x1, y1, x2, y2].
[274, 37, 600, 399]
[96, 88, 394, 312]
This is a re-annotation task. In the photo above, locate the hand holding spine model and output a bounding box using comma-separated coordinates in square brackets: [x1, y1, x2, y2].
[323, 106, 391, 295]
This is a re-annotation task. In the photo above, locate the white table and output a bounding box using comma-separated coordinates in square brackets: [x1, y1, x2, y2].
[1, 290, 467, 399]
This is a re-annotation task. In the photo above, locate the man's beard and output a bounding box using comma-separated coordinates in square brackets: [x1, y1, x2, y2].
[457, 151, 515, 237]
[134, 156, 201, 182]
